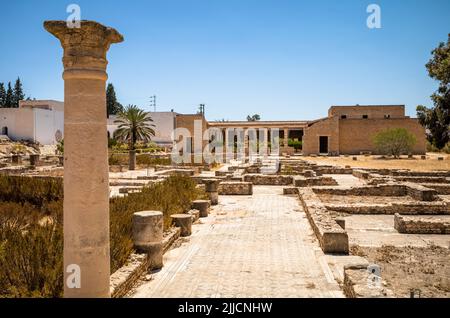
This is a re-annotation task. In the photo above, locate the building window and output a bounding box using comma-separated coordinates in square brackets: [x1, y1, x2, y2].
[362, 115, 368, 119]
[340, 115, 347, 119]
[1, 127, 7, 135]
[384, 114, 391, 119]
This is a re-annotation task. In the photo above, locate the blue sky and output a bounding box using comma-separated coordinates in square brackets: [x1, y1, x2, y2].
[0, 0, 449, 120]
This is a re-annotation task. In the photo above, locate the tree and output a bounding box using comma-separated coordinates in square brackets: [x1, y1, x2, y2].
[416, 34, 450, 149]
[373, 128, 417, 158]
[12, 77, 24, 108]
[0, 83, 5, 107]
[56, 139, 64, 155]
[114, 105, 155, 170]
[106, 83, 123, 117]
[197, 104, 205, 115]
[247, 114, 261, 122]
[4, 82, 13, 108]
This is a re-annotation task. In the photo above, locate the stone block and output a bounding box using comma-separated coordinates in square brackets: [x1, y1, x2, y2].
[218, 182, 253, 195]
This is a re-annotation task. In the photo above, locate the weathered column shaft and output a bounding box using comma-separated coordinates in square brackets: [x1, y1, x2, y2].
[284, 128, 289, 147]
[45, 20, 123, 298]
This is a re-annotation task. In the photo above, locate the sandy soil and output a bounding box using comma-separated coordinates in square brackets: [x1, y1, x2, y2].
[350, 244, 450, 298]
[303, 153, 450, 172]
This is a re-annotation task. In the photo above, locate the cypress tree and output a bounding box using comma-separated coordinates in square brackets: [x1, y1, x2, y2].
[5, 82, 13, 108]
[12, 77, 25, 108]
[0, 83, 6, 107]
[106, 83, 123, 117]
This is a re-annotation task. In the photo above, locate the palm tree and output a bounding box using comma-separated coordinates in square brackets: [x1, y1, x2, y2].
[114, 105, 155, 170]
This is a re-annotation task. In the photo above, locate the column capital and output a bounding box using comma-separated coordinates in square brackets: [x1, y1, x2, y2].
[44, 20, 123, 73]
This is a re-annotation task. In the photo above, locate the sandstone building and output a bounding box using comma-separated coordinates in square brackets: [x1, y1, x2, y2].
[176, 105, 426, 158]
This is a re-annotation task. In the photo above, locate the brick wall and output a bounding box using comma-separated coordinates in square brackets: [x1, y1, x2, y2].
[338, 118, 426, 155]
[328, 105, 405, 119]
[302, 116, 339, 155]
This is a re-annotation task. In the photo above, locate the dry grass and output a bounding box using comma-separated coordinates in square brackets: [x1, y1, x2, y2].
[302, 152, 450, 172]
[350, 244, 450, 298]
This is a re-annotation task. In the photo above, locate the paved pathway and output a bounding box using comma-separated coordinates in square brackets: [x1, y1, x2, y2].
[131, 186, 344, 298]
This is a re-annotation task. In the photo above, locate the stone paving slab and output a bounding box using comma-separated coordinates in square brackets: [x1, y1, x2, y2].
[131, 186, 344, 298]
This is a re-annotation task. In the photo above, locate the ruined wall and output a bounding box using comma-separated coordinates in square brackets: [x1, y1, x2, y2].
[394, 214, 450, 234]
[218, 182, 253, 195]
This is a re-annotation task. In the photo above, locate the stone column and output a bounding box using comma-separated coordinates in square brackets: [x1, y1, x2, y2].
[284, 128, 289, 148]
[203, 178, 220, 205]
[171, 214, 192, 237]
[44, 20, 123, 298]
[11, 154, 21, 165]
[192, 200, 210, 217]
[30, 154, 40, 167]
[132, 211, 163, 269]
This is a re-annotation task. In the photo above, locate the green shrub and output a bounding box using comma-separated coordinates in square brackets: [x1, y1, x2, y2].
[109, 175, 206, 270]
[108, 153, 171, 166]
[0, 218, 63, 298]
[0, 175, 205, 297]
[441, 142, 450, 154]
[288, 139, 302, 151]
[373, 128, 417, 158]
[0, 176, 63, 206]
[426, 141, 440, 152]
[136, 155, 171, 166]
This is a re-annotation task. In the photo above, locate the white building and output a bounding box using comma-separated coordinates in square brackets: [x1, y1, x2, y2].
[107, 111, 177, 147]
[0, 99, 177, 146]
[0, 100, 64, 145]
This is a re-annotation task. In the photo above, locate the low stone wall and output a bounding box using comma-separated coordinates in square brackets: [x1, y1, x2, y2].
[325, 201, 450, 215]
[293, 176, 338, 187]
[218, 182, 253, 195]
[155, 169, 195, 177]
[191, 176, 226, 184]
[118, 186, 143, 194]
[312, 184, 407, 196]
[404, 182, 437, 201]
[394, 213, 450, 234]
[390, 170, 450, 177]
[315, 167, 353, 175]
[421, 183, 450, 195]
[343, 265, 393, 298]
[298, 188, 349, 254]
[110, 227, 181, 298]
[243, 174, 293, 186]
[283, 187, 299, 195]
[352, 170, 370, 180]
[393, 176, 449, 184]
[137, 175, 160, 180]
[245, 166, 260, 174]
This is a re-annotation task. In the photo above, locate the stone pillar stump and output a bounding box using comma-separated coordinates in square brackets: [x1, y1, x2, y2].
[171, 214, 192, 237]
[132, 211, 163, 269]
[45, 20, 123, 298]
[203, 178, 220, 205]
[192, 200, 210, 218]
[11, 154, 21, 164]
[30, 154, 40, 166]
